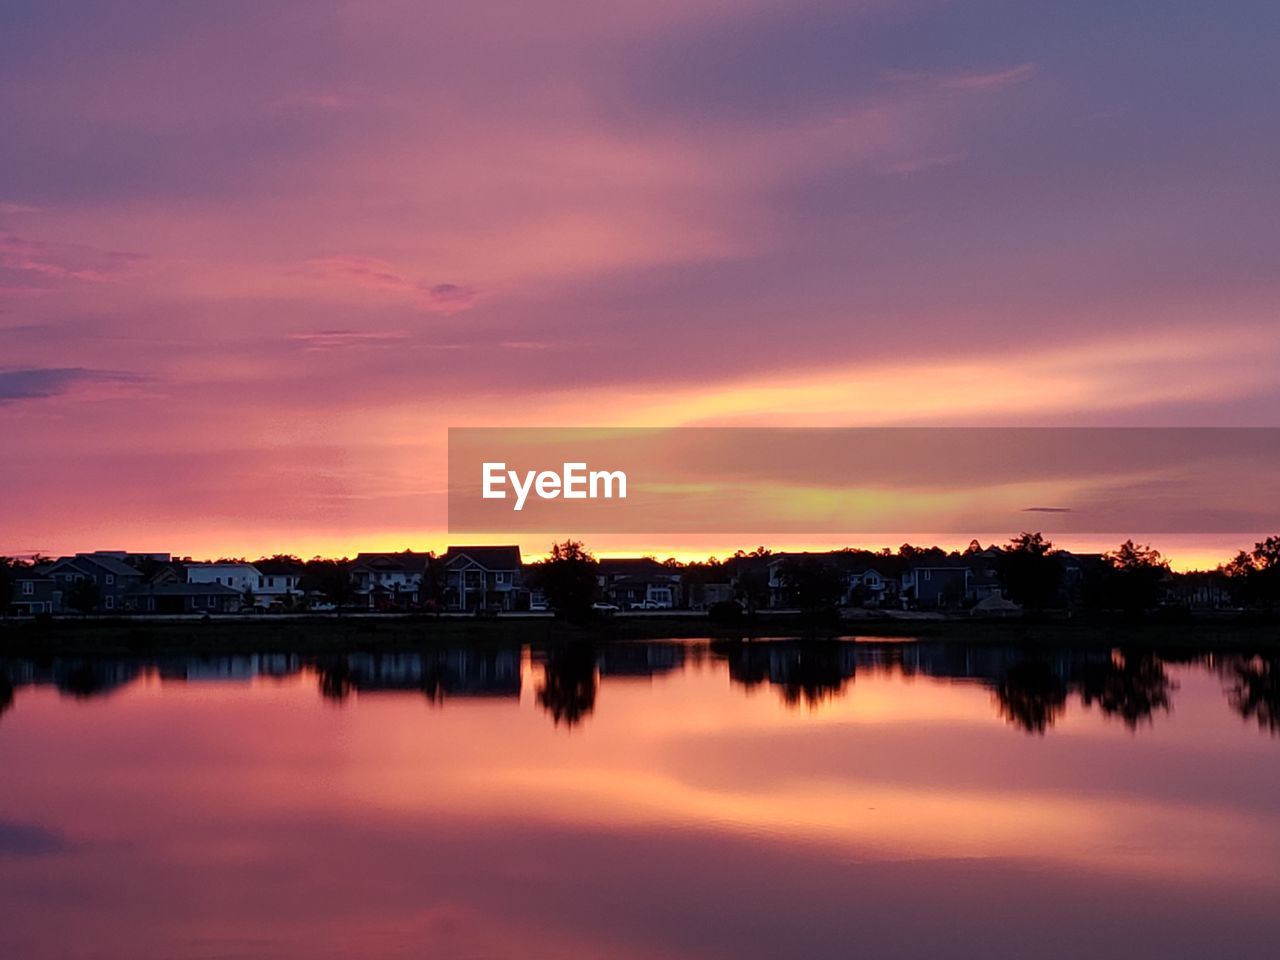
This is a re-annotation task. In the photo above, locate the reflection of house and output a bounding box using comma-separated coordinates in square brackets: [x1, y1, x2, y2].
[441, 546, 524, 611]
[598, 558, 681, 608]
[341, 649, 521, 697]
[126, 582, 241, 614]
[44, 553, 144, 612]
[350, 551, 429, 609]
[598, 643, 684, 677]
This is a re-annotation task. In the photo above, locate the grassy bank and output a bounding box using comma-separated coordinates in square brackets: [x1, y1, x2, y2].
[1, 611, 1278, 657]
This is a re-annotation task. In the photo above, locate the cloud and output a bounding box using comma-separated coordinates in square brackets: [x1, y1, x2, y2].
[305, 257, 479, 315]
[0, 235, 146, 295]
[289, 330, 411, 352]
[0, 367, 140, 403]
[883, 63, 1037, 93]
[1022, 507, 1073, 513]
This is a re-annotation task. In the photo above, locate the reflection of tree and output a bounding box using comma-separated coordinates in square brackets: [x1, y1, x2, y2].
[995, 661, 1067, 734]
[1227, 656, 1280, 733]
[715, 640, 855, 709]
[317, 660, 354, 702]
[0, 674, 13, 722]
[1074, 651, 1174, 729]
[537, 643, 597, 727]
[777, 643, 855, 708]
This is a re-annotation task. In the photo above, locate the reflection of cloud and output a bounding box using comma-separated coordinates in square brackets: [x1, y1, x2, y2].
[1023, 507, 1072, 513]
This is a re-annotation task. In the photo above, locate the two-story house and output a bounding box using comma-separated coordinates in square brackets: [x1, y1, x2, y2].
[43, 553, 145, 612]
[597, 558, 681, 609]
[350, 551, 430, 610]
[441, 546, 523, 612]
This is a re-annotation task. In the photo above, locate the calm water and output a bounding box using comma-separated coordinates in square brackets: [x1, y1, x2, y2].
[1, 639, 1278, 960]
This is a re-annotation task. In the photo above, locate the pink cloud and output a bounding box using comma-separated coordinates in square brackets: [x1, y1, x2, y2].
[0, 235, 146, 294]
[305, 256, 479, 315]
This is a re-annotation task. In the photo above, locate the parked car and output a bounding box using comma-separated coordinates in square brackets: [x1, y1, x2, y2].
[591, 602, 620, 612]
[528, 601, 550, 612]
[629, 599, 663, 610]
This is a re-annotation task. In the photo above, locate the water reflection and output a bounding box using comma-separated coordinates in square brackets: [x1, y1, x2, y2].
[1, 639, 1279, 960]
[537, 642, 598, 727]
[1225, 655, 1280, 732]
[0, 640, 1276, 736]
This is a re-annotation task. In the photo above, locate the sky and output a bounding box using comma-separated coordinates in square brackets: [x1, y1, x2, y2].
[1, 0, 1278, 567]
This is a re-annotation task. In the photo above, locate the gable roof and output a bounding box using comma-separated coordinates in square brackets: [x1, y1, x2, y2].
[46, 555, 141, 579]
[442, 546, 522, 570]
[350, 551, 431, 573]
[598, 557, 673, 579]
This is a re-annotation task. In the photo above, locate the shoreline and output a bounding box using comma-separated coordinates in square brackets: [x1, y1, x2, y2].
[2, 611, 1278, 657]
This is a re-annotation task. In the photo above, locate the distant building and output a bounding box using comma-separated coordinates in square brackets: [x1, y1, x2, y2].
[127, 582, 242, 614]
[349, 551, 429, 609]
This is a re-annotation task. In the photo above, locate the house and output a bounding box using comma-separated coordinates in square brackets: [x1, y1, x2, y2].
[253, 557, 307, 608]
[844, 564, 901, 607]
[597, 557, 681, 609]
[441, 546, 524, 612]
[43, 553, 145, 612]
[186, 562, 262, 597]
[10, 573, 58, 614]
[126, 582, 242, 614]
[902, 563, 971, 609]
[349, 551, 429, 610]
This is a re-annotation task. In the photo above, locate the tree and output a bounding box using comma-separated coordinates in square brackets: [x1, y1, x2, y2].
[1099, 541, 1170, 614]
[65, 578, 102, 615]
[777, 556, 845, 614]
[0, 557, 19, 614]
[420, 554, 446, 612]
[241, 586, 257, 610]
[1223, 535, 1280, 608]
[533, 540, 599, 619]
[299, 559, 355, 611]
[997, 532, 1062, 612]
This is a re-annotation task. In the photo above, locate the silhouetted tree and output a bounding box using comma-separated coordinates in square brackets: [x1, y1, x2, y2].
[1095, 541, 1170, 615]
[733, 563, 770, 615]
[300, 559, 355, 611]
[533, 540, 599, 619]
[0, 557, 20, 614]
[1074, 651, 1174, 728]
[537, 642, 597, 727]
[777, 556, 845, 614]
[997, 532, 1062, 612]
[1227, 655, 1280, 733]
[65, 578, 102, 615]
[1223, 536, 1280, 608]
[421, 554, 446, 612]
[995, 660, 1068, 734]
[241, 586, 257, 609]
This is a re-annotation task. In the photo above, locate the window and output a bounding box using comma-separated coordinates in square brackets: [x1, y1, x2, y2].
[22, 581, 33, 595]
[267, 577, 274, 587]
[259, 576, 265, 588]
[105, 595, 115, 609]
[105, 574, 115, 585]
[495, 572, 509, 584]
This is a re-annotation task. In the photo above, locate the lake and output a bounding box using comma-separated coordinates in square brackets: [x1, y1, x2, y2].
[1, 639, 1278, 959]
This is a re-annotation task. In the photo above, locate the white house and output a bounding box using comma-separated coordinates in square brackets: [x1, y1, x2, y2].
[186, 562, 262, 595]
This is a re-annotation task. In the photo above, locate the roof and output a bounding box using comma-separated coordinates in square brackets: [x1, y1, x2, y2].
[351, 551, 431, 572]
[46, 554, 141, 578]
[971, 594, 1022, 613]
[254, 558, 306, 575]
[442, 546, 522, 570]
[598, 557, 673, 578]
